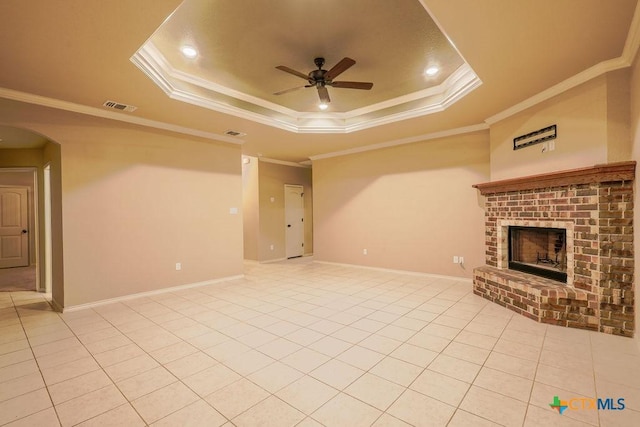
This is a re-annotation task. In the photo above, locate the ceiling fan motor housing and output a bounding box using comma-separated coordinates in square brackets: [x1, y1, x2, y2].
[310, 69, 327, 83]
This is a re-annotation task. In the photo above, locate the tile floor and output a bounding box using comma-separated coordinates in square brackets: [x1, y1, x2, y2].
[1, 258, 639, 426]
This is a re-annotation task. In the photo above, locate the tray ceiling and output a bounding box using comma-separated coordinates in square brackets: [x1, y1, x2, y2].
[132, 0, 480, 133]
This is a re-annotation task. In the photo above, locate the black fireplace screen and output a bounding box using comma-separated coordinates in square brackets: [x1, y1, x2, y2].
[508, 226, 567, 283]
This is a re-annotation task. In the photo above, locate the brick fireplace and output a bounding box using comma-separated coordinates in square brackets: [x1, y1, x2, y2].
[472, 162, 635, 337]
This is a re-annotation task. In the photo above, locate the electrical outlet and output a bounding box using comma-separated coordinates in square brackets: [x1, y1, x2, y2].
[459, 256, 464, 265]
[549, 140, 555, 151]
[453, 256, 459, 264]
[363, 249, 368, 255]
[175, 263, 181, 271]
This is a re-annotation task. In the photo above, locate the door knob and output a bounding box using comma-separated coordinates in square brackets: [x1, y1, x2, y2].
[287, 224, 291, 227]
[22, 229, 28, 234]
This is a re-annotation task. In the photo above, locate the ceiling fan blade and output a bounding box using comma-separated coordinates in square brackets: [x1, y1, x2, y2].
[275, 65, 310, 81]
[317, 86, 331, 103]
[273, 85, 306, 96]
[331, 81, 374, 90]
[325, 57, 356, 81]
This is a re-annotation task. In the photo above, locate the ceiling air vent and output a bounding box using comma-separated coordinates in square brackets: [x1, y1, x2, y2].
[103, 100, 137, 112]
[224, 130, 247, 138]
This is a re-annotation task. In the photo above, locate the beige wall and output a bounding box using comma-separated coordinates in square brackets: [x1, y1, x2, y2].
[60, 127, 243, 307]
[0, 99, 244, 308]
[630, 52, 640, 346]
[313, 132, 489, 278]
[257, 161, 313, 261]
[242, 157, 260, 260]
[490, 75, 610, 181]
[607, 69, 632, 162]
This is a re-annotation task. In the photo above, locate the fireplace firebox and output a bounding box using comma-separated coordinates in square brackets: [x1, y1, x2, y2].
[508, 226, 567, 283]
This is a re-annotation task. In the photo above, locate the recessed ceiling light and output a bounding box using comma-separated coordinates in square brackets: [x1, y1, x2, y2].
[425, 66, 439, 76]
[180, 45, 198, 59]
[319, 103, 329, 110]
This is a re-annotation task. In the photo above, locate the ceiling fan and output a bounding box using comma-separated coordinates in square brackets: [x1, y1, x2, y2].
[274, 57, 373, 104]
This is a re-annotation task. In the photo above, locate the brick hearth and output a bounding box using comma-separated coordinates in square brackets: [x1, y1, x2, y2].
[472, 162, 635, 337]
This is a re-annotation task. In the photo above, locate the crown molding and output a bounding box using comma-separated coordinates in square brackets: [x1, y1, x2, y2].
[131, 44, 482, 134]
[309, 123, 488, 161]
[0, 87, 243, 145]
[622, 0, 640, 65]
[259, 157, 311, 168]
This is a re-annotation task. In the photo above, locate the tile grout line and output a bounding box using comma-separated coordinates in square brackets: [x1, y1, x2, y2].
[56, 306, 150, 426]
[423, 291, 506, 426]
[90, 303, 232, 426]
[10, 292, 63, 427]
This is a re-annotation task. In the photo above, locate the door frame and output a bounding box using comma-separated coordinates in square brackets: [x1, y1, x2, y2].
[284, 184, 305, 259]
[0, 167, 41, 291]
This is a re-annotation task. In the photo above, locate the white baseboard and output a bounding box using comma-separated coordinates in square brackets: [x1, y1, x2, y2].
[249, 254, 314, 265]
[62, 274, 244, 312]
[314, 260, 473, 283]
[259, 257, 288, 264]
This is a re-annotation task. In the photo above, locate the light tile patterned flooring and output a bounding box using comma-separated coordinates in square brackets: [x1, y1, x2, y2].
[1, 258, 639, 426]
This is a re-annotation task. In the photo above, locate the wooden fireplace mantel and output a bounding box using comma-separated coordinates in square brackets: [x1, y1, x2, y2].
[472, 161, 636, 195]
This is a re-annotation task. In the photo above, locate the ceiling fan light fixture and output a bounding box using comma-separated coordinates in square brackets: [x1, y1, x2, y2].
[180, 45, 198, 59]
[318, 103, 329, 110]
[425, 66, 439, 76]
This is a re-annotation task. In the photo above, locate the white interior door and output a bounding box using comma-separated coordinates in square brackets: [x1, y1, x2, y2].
[0, 187, 29, 268]
[285, 185, 304, 258]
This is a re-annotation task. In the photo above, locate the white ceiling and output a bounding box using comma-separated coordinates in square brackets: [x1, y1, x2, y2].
[0, 0, 637, 162]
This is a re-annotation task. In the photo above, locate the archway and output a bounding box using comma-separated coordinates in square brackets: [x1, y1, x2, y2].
[0, 126, 63, 308]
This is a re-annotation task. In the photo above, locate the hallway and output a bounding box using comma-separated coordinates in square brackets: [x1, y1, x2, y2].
[0, 266, 36, 292]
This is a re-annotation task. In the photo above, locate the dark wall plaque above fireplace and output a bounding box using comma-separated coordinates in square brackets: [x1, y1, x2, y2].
[508, 226, 567, 283]
[513, 124, 557, 150]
